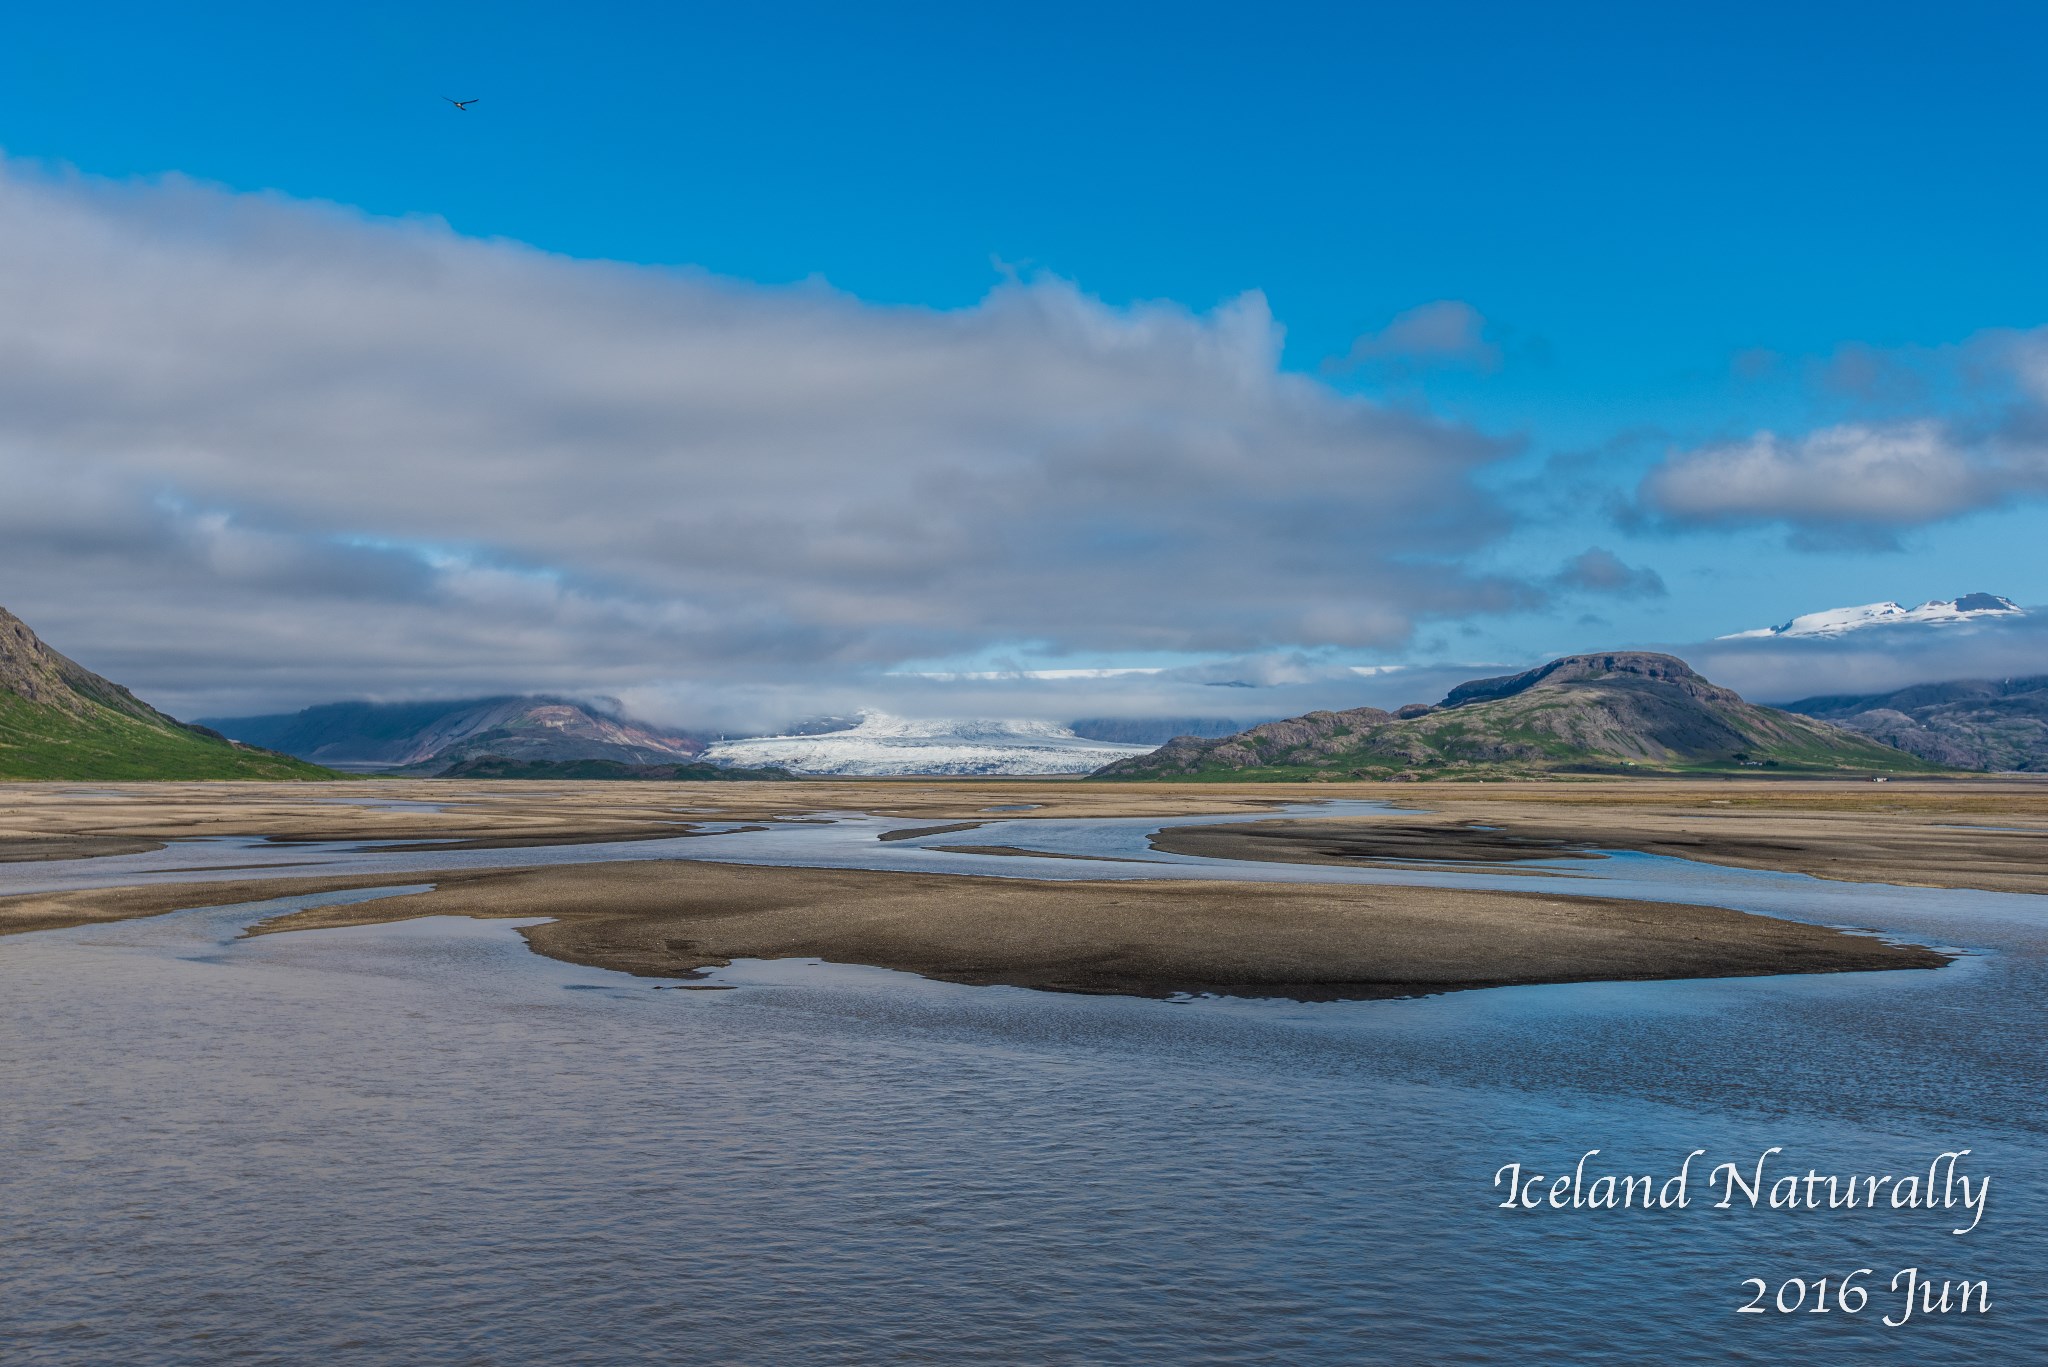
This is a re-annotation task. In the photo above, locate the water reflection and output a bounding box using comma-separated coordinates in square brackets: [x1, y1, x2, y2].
[1, 805, 2044, 1362]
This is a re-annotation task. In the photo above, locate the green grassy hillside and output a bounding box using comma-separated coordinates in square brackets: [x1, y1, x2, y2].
[0, 605, 338, 781]
[0, 692, 336, 780]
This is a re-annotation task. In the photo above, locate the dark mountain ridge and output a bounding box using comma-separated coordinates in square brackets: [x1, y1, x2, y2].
[1093, 651, 1938, 781]
[1784, 676, 2048, 772]
[205, 696, 714, 773]
[434, 756, 791, 781]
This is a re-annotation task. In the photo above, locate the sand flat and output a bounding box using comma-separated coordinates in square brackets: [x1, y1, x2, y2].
[4, 776, 2034, 1000]
[0, 858, 1945, 1001]
[1151, 781, 2048, 895]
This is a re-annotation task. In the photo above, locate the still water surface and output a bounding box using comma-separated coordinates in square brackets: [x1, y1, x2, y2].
[1, 805, 2043, 1363]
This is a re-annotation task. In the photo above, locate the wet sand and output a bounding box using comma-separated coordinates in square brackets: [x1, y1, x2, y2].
[0, 834, 167, 863]
[2, 775, 2032, 999]
[0, 859, 1946, 1000]
[0, 778, 1300, 860]
[5, 778, 2043, 892]
[1150, 782, 2048, 896]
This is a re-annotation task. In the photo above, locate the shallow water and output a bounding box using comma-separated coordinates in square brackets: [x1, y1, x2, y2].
[2, 804, 2044, 1362]
[2, 801, 2039, 949]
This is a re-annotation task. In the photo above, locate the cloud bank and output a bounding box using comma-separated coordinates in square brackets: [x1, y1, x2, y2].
[1552, 548, 1665, 598]
[1638, 329, 2048, 535]
[1679, 611, 2048, 704]
[0, 160, 1547, 720]
[1331, 300, 1500, 376]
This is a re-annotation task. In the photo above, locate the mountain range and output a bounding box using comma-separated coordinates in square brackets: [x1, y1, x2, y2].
[1721, 593, 2022, 640]
[1, 606, 332, 781]
[8, 594, 2038, 782]
[205, 700, 1179, 776]
[1092, 651, 1939, 780]
[204, 697, 714, 774]
[433, 755, 795, 781]
[1785, 676, 2048, 772]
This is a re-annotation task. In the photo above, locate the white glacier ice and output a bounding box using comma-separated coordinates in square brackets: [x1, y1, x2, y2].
[704, 712, 1158, 776]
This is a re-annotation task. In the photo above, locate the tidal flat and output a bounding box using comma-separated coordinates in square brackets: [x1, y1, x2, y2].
[5, 777, 2035, 996]
[3, 777, 2047, 1362]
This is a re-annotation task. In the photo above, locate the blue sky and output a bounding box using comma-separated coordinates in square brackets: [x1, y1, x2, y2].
[1, 2, 2044, 720]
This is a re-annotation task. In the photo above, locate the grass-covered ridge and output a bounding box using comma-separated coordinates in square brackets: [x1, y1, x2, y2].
[0, 604, 338, 781]
[0, 692, 335, 781]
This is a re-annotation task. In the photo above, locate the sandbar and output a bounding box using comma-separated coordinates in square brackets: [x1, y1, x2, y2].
[0, 857, 1947, 1001]
[2, 775, 2027, 1000]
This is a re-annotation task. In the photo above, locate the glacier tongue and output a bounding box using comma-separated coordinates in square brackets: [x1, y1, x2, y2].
[1720, 594, 2022, 640]
[704, 712, 1157, 776]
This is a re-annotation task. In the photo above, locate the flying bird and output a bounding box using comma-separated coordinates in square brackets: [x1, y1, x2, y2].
[443, 97, 479, 111]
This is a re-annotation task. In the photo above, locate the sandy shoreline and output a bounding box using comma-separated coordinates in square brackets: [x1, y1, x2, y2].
[1147, 786, 2048, 895]
[5, 776, 2044, 876]
[0, 858, 1947, 1000]
[3, 775, 2035, 1000]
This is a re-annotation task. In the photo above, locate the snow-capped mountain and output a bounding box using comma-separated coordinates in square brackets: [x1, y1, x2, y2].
[1721, 594, 2023, 640]
[703, 712, 1157, 776]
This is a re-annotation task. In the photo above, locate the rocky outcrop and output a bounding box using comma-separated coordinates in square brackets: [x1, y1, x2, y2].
[2, 606, 179, 724]
[1442, 651, 1742, 709]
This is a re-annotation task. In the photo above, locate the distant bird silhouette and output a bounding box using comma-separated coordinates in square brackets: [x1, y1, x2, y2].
[443, 97, 479, 111]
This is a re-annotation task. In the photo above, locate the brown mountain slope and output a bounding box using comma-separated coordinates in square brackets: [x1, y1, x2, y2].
[202, 695, 712, 772]
[1785, 676, 2048, 772]
[1093, 652, 1943, 780]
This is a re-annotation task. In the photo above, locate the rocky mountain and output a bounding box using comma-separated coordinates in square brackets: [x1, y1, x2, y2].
[204, 697, 712, 774]
[0, 605, 333, 781]
[1721, 593, 2022, 640]
[1092, 651, 1938, 781]
[1784, 676, 2048, 772]
[704, 712, 1156, 776]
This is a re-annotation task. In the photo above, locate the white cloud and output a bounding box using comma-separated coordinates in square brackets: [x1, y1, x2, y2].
[1683, 609, 2048, 703]
[1552, 547, 1665, 597]
[0, 160, 1533, 718]
[1332, 299, 1500, 374]
[1639, 336, 2048, 532]
[892, 667, 1166, 681]
[611, 654, 1497, 737]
